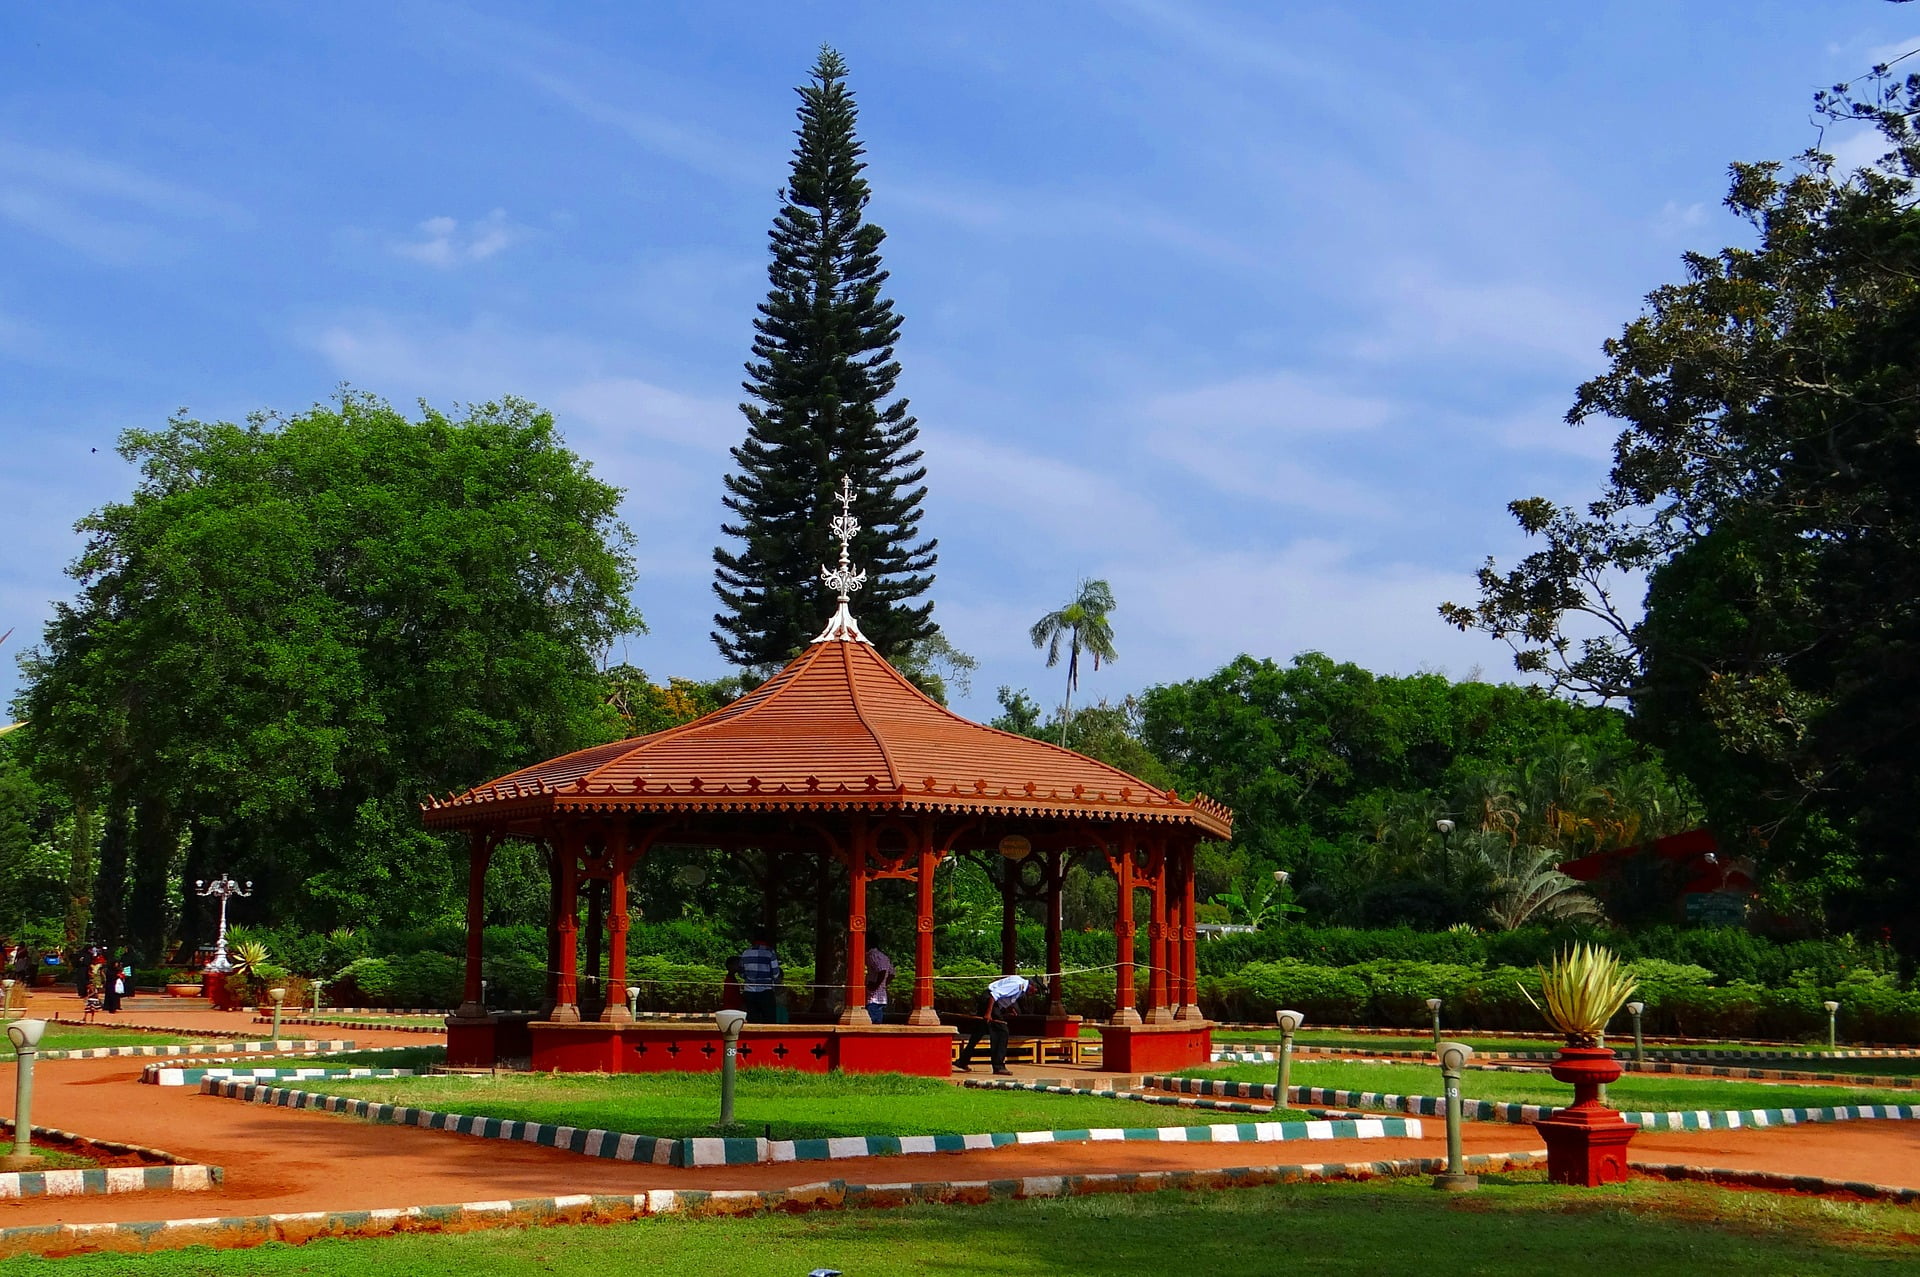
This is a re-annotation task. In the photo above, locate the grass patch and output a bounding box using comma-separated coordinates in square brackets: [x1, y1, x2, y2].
[12, 1173, 1920, 1275]
[1189, 1059, 1920, 1110]
[284, 1046, 446, 1071]
[310, 1069, 1313, 1140]
[0, 1148, 98, 1171]
[303, 1014, 446, 1027]
[0, 1023, 195, 1059]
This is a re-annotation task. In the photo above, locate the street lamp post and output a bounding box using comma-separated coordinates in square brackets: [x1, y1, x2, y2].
[194, 875, 254, 973]
[4, 1019, 47, 1170]
[1434, 818, 1455, 891]
[715, 1009, 747, 1128]
[1432, 1041, 1477, 1192]
[1275, 1009, 1304, 1105]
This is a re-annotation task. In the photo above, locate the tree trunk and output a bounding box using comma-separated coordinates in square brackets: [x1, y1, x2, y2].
[91, 798, 131, 952]
[127, 798, 178, 962]
[61, 800, 97, 954]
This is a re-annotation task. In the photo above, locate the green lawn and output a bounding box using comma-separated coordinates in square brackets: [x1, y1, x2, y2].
[3, 1148, 98, 1171]
[1189, 1059, 1920, 1111]
[303, 1014, 446, 1027]
[11, 1174, 1920, 1275]
[310, 1069, 1312, 1141]
[0, 1023, 195, 1059]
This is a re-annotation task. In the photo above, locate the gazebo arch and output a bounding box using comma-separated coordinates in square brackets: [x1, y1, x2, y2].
[423, 479, 1232, 1075]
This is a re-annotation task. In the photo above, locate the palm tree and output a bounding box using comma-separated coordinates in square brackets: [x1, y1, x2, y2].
[1029, 579, 1118, 748]
[1477, 841, 1605, 930]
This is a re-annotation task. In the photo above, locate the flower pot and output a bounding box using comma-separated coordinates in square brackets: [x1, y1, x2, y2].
[165, 982, 204, 998]
[1532, 1045, 1638, 1186]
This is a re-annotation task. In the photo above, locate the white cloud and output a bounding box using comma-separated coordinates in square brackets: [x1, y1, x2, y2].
[1143, 372, 1395, 437]
[392, 209, 528, 267]
[1347, 265, 1614, 370]
[0, 136, 247, 264]
[1654, 200, 1708, 236]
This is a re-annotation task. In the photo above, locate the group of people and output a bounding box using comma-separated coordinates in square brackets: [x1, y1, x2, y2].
[719, 928, 1035, 1076]
[72, 944, 133, 1019]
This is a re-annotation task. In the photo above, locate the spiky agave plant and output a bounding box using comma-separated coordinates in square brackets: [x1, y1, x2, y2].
[1523, 942, 1636, 1048]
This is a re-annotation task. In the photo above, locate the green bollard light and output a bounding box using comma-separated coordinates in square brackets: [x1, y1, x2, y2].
[4, 1019, 47, 1170]
[715, 1009, 747, 1129]
[1824, 1000, 1840, 1051]
[1626, 1001, 1645, 1066]
[269, 987, 286, 1048]
[1426, 997, 1443, 1047]
[1432, 1040, 1477, 1191]
[1275, 1009, 1303, 1108]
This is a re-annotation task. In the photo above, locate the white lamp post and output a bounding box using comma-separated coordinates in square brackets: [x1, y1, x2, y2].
[194, 875, 254, 973]
[4, 1018, 47, 1170]
[268, 987, 286, 1047]
[715, 1008, 748, 1128]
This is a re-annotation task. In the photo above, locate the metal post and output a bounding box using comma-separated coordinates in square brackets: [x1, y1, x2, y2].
[268, 988, 286, 1047]
[1824, 1000, 1840, 1051]
[1, 979, 13, 1020]
[627, 985, 641, 1020]
[481, 978, 489, 1011]
[1275, 1009, 1303, 1108]
[1427, 997, 1443, 1047]
[194, 874, 254, 973]
[1626, 1001, 1644, 1065]
[715, 1009, 746, 1129]
[4, 1020, 46, 1170]
[1432, 1040, 1477, 1191]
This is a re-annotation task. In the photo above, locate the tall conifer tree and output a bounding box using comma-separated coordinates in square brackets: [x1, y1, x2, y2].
[713, 47, 936, 667]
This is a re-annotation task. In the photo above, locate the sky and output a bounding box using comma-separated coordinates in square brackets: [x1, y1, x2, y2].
[2, 1, 1913, 723]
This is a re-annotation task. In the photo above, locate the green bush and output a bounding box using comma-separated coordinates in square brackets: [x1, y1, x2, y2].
[332, 956, 395, 1004]
[1458, 965, 1541, 1028]
[1349, 960, 1480, 1026]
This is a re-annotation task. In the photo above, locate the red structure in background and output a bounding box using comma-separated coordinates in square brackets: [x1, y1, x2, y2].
[421, 479, 1231, 1078]
[1561, 828, 1754, 923]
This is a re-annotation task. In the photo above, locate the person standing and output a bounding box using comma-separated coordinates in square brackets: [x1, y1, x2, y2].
[864, 946, 894, 1024]
[104, 953, 126, 1014]
[738, 931, 781, 1023]
[955, 973, 1029, 1076]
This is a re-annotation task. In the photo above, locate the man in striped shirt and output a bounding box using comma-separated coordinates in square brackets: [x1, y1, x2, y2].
[739, 932, 781, 1023]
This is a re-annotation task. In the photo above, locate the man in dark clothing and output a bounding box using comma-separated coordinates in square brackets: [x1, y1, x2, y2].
[738, 932, 781, 1023]
[955, 973, 1029, 1076]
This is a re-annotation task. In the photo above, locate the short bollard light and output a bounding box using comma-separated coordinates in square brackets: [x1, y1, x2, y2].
[715, 1008, 748, 1129]
[311, 979, 325, 1013]
[1625, 1001, 1645, 1064]
[1426, 997, 1443, 1046]
[268, 987, 287, 1046]
[4, 1018, 47, 1170]
[1275, 1008, 1305, 1104]
[1, 979, 13, 1019]
[480, 978, 489, 1010]
[627, 985, 642, 1019]
[1824, 1000, 1841, 1051]
[1432, 1039, 1477, 1192]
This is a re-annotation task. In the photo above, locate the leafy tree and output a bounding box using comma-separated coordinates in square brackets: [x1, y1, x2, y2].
[1440, 75, 1920, 945]
[14, 393, 639, 952]
[713, 46, 937, 667]
[1029, 578, 1118, 747]
[602, 666, 748, 738]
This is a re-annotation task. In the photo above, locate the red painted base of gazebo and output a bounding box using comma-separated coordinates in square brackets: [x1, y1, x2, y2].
[495, 1021, 959, 1077]
[1097, 1021, 1213, 1073]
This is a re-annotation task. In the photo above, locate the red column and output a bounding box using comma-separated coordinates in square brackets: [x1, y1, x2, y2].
[457, 831, 490, 1019]
[909, 833, 939, 1026]
[601, 827, 632, 1023]
[1146, 842, 1172, 1024]
[552, 833, 581, 1023]
[1044, 849, 1065, 1017]
[1179, 842, 1202, 1020]
[1110, 837, 1141, 1026]
[840, 828, 870, 1025]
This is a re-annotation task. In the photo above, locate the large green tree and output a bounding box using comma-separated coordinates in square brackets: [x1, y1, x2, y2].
[1441, 75, 1920, 945]
[14, 394, 640, 953]
[713, 46, 937, 668]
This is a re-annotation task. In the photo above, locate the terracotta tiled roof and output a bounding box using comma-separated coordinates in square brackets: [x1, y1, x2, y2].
[423, 638, 1231, 838]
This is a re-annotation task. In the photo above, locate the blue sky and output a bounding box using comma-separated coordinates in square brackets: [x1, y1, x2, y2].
[2, 1, 1911, 722]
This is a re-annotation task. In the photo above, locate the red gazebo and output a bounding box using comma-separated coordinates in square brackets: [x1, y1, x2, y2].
[423, 485, 1231, 1076]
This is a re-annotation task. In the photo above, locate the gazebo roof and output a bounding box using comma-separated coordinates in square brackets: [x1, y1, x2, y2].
[422, 636, 1231, 839]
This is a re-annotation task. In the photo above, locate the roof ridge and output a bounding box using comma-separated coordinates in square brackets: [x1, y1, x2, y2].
[578, 647, 823, 785]
[850, 645, 1181, 799]
[838, 640, 902, 791]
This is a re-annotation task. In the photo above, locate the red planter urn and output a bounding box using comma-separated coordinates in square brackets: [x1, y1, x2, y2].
[1531, 1045, 1638, 1186]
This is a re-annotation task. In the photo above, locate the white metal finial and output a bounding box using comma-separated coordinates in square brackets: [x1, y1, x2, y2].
[813, 474, 871, 644]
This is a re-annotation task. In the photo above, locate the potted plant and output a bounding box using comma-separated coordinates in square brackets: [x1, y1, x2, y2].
[1523, 942, 1639, 1186]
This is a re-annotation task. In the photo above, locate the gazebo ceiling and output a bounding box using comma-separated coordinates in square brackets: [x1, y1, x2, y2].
[423, 637, 1231, 839]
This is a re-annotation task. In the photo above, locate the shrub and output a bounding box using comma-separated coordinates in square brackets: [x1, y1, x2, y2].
[1351, 960, 1480, 1027]
[1227, 961, 1369, 1023]
[332, 956, 395, 1005]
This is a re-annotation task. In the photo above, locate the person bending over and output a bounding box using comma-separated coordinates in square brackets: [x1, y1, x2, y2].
[955, 973, 1029, 1075]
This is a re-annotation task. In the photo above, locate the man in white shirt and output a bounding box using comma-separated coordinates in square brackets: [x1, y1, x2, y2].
[955, 973, 1029, 1075]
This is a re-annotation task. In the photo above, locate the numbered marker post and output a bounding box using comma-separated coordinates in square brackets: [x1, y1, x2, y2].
[1432, 1040, 1477, 1192]
[1275, 1009, 1304, 1105]
[715, 1009, 747, 1128]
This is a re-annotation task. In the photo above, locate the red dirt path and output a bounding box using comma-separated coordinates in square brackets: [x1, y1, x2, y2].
[2, 991, 1916, 1233]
